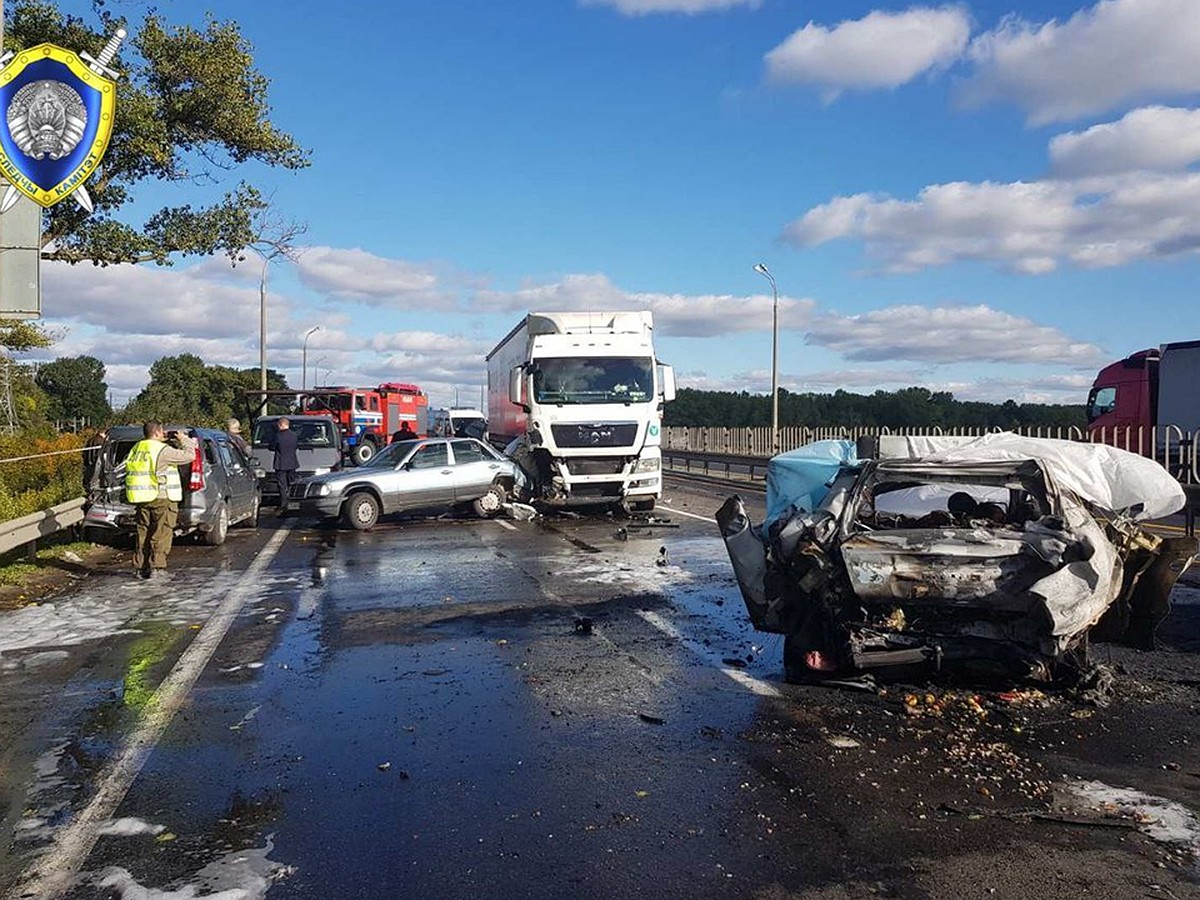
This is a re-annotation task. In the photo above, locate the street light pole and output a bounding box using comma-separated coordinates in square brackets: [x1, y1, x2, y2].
[754, 263, 780, 453]
[259, 255, 269, 395]
[302, 325, 321, 391]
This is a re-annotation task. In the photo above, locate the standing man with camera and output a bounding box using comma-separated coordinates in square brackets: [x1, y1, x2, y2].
[125, 421, 197, 580]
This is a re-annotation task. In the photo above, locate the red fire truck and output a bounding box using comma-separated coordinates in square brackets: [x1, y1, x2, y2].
[304, 383, 430, 465]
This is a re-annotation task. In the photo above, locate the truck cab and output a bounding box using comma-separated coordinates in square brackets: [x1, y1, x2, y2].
[1086, 349, 1157, 434]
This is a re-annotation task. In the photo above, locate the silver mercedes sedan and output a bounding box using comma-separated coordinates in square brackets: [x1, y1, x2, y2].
[290, 437, 517, 530]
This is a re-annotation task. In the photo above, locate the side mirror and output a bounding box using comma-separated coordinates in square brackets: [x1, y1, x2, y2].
[509, 366, 527, 409]
[659, 364, 677, 402]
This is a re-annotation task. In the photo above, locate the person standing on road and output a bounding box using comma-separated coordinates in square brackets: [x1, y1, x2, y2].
[391, 422, 416, 443]
[124, 421, 196, 580]
[271, 417, 300, 512]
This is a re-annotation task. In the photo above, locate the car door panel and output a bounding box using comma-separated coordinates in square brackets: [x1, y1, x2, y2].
[448, 440, 502, 500]
[390, 443, 453, 510]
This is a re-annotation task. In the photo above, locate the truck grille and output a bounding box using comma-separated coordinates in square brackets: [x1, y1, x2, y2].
[565, 457, 627, 476]
[551, 423, 638, 448]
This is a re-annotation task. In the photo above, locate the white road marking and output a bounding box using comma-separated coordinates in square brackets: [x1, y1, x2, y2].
[14, 525, 295, 900]
[495, 519, 517, 531]
[636, 608, 782, 698]
[661, 507, 715, 524]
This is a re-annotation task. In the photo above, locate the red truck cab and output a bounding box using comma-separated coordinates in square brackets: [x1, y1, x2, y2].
[1086, 348, 1158, 433]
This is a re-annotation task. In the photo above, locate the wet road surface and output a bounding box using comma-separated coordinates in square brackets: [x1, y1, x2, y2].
[1, 476, 1199, 899]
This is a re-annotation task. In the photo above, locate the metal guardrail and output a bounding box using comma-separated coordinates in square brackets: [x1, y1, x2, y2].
[0, 497, 85, 559]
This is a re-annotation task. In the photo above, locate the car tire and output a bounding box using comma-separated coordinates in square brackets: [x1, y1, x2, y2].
[343, 491, 380, 530]
[204, 502, 229, 546]
[472, 484, 507, 519]
[351, 440, 376, 466]
[236, 493, 260, 529]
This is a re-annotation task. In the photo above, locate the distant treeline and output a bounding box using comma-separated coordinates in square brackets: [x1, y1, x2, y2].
[663, 387, 1086, 429]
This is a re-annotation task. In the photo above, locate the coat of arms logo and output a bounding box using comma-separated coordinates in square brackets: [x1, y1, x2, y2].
[0, 27, 125, 212]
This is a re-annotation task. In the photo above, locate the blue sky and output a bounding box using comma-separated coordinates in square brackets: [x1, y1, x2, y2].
[32, 0, 1200, 408]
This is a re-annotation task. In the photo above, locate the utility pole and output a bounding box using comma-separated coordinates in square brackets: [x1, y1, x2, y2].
[754, 263, 781, 453]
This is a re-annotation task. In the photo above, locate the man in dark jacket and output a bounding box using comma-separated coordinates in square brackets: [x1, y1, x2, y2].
[271, 417, 300, 511]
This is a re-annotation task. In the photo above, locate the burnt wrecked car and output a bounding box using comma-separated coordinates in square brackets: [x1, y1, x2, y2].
[717, 433, 1197, 683]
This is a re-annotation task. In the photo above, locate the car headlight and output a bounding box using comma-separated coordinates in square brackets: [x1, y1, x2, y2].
[316, 483, 333, 497]
[634, 457, 660, 473]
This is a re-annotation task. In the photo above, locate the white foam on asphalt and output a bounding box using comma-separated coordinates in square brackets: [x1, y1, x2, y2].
[1062, 779, 1200, 860]
[94, 835, 294, 900]
[13, 526, 295, 900]
[95, 817, 165, 837]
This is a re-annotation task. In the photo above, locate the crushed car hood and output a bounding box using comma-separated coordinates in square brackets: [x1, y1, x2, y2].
[718, 433, 1197, 683]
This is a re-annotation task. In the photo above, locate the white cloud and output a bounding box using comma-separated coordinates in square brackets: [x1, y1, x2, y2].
[1049, 106, 1200, 176]
[786, 367, 932, 390]
[805, 304, 1105, 366]
[474, 273, 814, 337]
[765, 6, 970, 97]
[580, 0, 759, 16]
[296, 246, 451, 308]
[963, 0, 1200, 124]
[785, 170, 1200, 273]
[42, 261, 277, 340]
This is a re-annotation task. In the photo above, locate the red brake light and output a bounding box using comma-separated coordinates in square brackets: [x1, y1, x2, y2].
[190, 446, 204, 490]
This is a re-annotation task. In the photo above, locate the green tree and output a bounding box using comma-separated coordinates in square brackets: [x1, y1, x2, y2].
[35, 355, 112, 424]
[5, 1, 309, 265]
[123, 354, 288, 425]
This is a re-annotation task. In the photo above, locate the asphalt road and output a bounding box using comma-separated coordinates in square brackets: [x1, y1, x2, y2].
[1, 475, 1198, 899]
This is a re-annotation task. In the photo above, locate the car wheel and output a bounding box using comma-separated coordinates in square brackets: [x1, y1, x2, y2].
[236, 493, 260, 529]
[351, 440, 376, 466]
[343, 491, 380, 530]
[472, 484, 506, 519]
[204, 502, 229, 546]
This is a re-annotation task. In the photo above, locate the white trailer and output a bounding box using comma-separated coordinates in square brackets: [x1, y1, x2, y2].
[486, 311, 676, 509]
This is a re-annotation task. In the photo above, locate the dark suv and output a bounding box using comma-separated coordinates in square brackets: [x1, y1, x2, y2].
[84, 425, 262, 545]
[250, 414, 343, 506]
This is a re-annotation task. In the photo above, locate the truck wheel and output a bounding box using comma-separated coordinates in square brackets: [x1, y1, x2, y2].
[351, 439, 376, 466]
[204, 502, 229, 546]
[343, 491, 380, 530]
[473, 485, 506, 519]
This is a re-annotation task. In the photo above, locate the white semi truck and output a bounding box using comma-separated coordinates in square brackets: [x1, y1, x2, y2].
[486, 311, 676, 510]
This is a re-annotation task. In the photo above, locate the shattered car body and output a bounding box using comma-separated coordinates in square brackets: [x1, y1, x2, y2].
[718, 434, 1197, 682]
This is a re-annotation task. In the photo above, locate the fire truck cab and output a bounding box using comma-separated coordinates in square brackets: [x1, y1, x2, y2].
[305, 383, 430, 465]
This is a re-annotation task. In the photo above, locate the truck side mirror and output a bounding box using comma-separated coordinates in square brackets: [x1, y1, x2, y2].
[659, 364, 677, 402]
[509, 366, 527, 409]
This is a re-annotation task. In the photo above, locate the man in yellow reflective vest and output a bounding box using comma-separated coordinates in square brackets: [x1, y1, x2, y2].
[125, 421, 197, 580]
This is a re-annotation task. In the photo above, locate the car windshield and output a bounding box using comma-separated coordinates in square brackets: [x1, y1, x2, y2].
[251, 420, 337, 447]
[532, 357, 653, 404]
[362, 439, 421, 468]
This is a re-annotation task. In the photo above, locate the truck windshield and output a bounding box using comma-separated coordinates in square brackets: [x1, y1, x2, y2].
[307, 393, 351, 412]
[532, 357, 653, 404]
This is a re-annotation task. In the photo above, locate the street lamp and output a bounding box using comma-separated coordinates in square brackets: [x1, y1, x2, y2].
[302, 325, 321, 391]
[754, 262, 780, 453]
